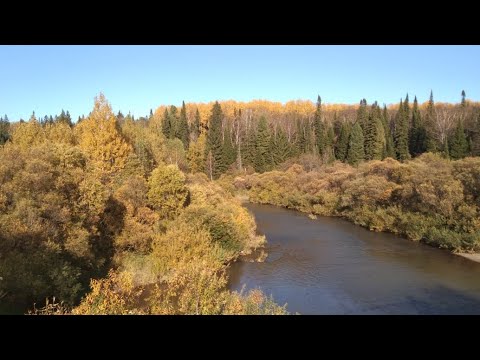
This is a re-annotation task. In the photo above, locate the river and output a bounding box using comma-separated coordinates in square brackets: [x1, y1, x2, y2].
[228, 203, 480, 314]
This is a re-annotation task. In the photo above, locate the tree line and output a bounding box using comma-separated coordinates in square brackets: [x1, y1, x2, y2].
[3, 91, 477, 180]
[151, 91, 479, 179]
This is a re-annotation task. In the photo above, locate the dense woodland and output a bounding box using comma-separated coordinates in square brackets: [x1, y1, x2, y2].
[0, 91, 479, 314]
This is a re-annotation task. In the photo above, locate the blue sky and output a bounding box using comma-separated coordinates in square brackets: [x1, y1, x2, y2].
[0, 45, 479, 121]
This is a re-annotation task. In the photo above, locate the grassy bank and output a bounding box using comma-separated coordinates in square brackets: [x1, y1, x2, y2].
[232, 153, 480, 253]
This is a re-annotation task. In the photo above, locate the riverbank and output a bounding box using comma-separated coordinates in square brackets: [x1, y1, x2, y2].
[237, 156, 480, 254]
[246, 197, 480, 264]
[456, 253, 480, 263]
[229, 203, 480, 315]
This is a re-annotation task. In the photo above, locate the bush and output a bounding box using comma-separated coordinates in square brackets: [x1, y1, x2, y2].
[245, 155, 480, 252]
[147, 164, 189, 219]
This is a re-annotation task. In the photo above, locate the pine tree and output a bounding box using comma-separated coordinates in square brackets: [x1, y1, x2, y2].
[403, 94, 410, 121]
[169, 105, 178, 140]
[375, 116, 386, 160]
[443, 137, 450, 159]
[394, 99, 410, 161]
[450, 121, 468, 160]
[0, 116, 10, 145]
[296, 118, 313, 154]
[272, 127, 291, 165]
[222, 125, 236, 169]
[426, 90, 438, 152]
[335, 122, 351, 161]
[191, 108, 201, 140]
[177, 101, 190, 149]
[244, 125, 257, 167]
[162, 108, 170, 139]
[357, 99, 368, 132]
[409, 96, 427, 156]
[346, 122, 365, 166]
[65, 111, 72, 127]
[325, 125, 336, 162]
[314, 95, 326, 156]
[472, 112, 480, 156]
[364, 105, 378, 160]
[254, 116, 271, 173]
[29, 111, 37, 122]
[304, 119, 314, 154]
[364, 104, 386, 160]
[206, 101, 224, 179]
[116, 111, 125, 123]
[295, 119, 306, 154]
[461, 90, 466, 107]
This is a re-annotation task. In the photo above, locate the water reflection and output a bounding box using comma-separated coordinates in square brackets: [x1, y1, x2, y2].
[228, 204, 480, 314]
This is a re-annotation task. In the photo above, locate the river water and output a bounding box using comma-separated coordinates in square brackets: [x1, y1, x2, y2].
[228, 204, 480, 314]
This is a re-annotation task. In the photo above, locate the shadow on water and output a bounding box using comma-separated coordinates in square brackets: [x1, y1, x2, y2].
[228, 203, 480, 315]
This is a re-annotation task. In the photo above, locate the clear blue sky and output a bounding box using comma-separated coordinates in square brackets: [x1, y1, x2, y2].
[1, 45, 479, 121]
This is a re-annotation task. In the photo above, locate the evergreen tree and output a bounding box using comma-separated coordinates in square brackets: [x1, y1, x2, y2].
[272, 127, 291, 165]
[346, 122, 365, 166]
[295, 119, 306, 154]
[304, 119, 314, 154]
[394, 99, 410, 161]
[116, 111, 125, 123]
[357, 99, 368, 132]
[325, 124, 335, 162]
[364, 105, 377, 160]
[254, 116, 271, 173]
[177, 101, 190, 149]
[314, 95, 326, 156]
[206, 102, 224, 179]
[409, 96, 427, 156]
[29, 111, 37, 123]
[244, 125, 257, 168]
[335, 122, 351, 161]
[364, 104, 386, 160]
[461, 90, 466, 107]
[149, 109, 153, 119]
[65, 111, 72, 126]
[162, 108, 170, 139]
[403, 94, 410, 121]
[222, 125, 236, 168]
[56, 109, 72, 126]
[0, 116, 10, 145]
[191, 108, 201, 139]
[443, 137, 450, 159]
[426, 90, 437, 152]
[450, 121, 468, 160]
[296, 118, 313, 154]
[472, 112, 480, 156]
[375, 116, 386, 160]
[169, 105, 178, 140]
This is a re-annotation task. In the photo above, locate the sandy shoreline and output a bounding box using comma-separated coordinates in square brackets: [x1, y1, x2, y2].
[456, 253, 480, 263]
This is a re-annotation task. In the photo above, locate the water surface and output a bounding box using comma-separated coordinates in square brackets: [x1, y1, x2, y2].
[228, 204, 480, 314]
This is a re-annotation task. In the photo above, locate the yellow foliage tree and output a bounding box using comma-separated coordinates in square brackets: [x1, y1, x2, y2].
[10, 118, 45, 148]
[44, 122, 76, 145]
[187, 132, 206, 174]
[147, 164, 189, 219]
[76, 93, 132, 179]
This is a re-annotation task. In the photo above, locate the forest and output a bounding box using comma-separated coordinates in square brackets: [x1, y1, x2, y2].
[0, 91, 479, 314]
